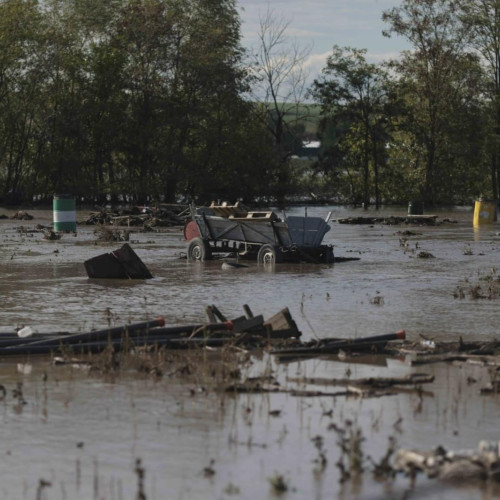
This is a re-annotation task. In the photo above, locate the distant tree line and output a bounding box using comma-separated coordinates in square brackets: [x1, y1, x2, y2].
[311, 0, 500, 208]
[0, 0, 282, 206]
[0, 0, 499, 208]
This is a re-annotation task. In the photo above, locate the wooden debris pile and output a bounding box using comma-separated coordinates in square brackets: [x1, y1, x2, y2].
[11, 210, 33, 220]
[335, 215, 441, 225]
[84, 204, 189, 229]
[93, 226, 130, 242]
[225, 372, 435, 398]
[16, 225, 63, 239]
[204, 304, 301, 345]
[270, 330, 406, 359]
[0, 305, 301, 357]
[395, 440, 500, 483]
[392, 337, 500, 368]
[271, 333, 500, 372]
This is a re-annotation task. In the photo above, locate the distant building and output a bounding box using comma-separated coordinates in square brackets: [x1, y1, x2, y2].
[297, 140, 321, 160]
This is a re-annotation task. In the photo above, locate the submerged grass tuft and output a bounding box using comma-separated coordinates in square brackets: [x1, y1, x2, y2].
[330, 419, 365, 483]
[268, 473, 289, 494]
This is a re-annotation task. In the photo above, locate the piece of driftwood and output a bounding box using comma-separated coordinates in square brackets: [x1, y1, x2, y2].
[225, 382, 282, 394]
[408, 353, 500, 366]
[224, 383, 402, 399]
[271, 330, 405, 357]
[335, 215, 439, 225]
[287, 372, 434, 389]
[289, 387, 373, 398]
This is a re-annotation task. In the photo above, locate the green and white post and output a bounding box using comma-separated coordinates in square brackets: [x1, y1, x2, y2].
[53, 194, 77, 232]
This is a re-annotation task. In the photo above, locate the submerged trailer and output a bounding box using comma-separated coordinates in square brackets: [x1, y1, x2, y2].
[184, 202, 334, 264]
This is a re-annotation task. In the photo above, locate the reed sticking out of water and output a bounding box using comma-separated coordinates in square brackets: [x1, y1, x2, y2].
[36, 479, 52, 500]
[268, 473, 289, 494]
[312, 435, 328, 477]
[330, 419, 365, 483]
[369, 436, 397, 480]
[135, 458, 146, 500]
[454, 268, 500, 300]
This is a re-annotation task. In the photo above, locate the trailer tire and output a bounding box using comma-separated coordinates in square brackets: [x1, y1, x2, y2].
[323, 245, 335, 264]
[187, 238, 212, 261]
[257, 244, 283, 264]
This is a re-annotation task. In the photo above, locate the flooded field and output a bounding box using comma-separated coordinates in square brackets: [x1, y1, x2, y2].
[0, 205, 500, 499]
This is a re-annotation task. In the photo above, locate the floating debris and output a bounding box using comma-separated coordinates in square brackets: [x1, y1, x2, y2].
[11, 210, 33, 220]
[42, 228, 62, 240]
[395, 440, 500, 483]
[417, 251, 434, 259]
[271, 330, 406, 357]
[84, 243, 153, 279]
[335, 215, 440, 225]
[93, 226, 130, 242]
[221, 260, 249, 270]
[84, 204, 189, 229]
[0, 305, 301, 357]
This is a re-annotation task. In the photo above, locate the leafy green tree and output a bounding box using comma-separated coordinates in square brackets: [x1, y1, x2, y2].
[0, 0, 290, 206]
[311, 46, 393, 207]
[111, 0, 251, 204]
[458, 0, 500, 201]
[0, 0, 45, 202]
[383, 0, 485, 205]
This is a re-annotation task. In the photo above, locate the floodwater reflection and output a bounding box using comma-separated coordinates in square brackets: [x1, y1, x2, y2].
[0, 206, 499, 499]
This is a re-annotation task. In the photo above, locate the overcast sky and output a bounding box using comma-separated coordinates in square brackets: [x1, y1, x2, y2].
[237, 0, 408, 82]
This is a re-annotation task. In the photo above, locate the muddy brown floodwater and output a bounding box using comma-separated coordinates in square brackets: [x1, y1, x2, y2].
[0, 205, 500, 499]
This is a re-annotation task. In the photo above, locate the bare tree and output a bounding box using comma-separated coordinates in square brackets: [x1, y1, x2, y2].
[248, 7, 313, 205]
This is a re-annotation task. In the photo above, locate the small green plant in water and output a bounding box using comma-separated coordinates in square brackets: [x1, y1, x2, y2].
[268, 473, 288, 494]
[369, 435, 397, 480]
[312, 435, 328, 476]
[36, 479, 52, 500]
[224, 482, 241, 495]
[330, 419, 365, 483]
[135, 458, 146, 500]
[463, 245, 473, 256]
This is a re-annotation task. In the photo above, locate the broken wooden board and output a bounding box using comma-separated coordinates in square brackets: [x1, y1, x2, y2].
[231, 315, 265, 332]
[263, 307, 301, 338]
[205, 305, 302, 340]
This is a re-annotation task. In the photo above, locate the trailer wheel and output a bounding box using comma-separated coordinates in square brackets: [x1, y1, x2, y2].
[323, 245, 335, 263]
[187, 238, 212, 261]
[257, 244, 283, 264]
